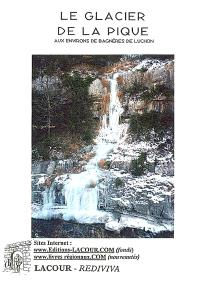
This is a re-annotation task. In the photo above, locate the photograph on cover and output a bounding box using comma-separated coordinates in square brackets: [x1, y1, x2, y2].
[32, 55, 174, 238]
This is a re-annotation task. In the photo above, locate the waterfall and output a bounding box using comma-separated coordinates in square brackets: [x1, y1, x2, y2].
[37, 73, 123, 223]
[102, 114, 107, 129]
[63, 169, 99, 223]
[109, 73, 123, 135]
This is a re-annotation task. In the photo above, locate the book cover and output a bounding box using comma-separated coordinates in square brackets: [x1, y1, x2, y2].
[0, 0, 199, 281]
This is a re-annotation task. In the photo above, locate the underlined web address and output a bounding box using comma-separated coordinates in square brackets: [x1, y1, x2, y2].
[33, 247, 115, 253]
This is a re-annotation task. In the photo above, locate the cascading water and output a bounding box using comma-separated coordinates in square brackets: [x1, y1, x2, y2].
[109, 73, 123, 136]
[35, 73, 124, 222]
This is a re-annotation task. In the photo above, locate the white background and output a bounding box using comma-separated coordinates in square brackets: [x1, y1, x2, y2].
[0, 0, 199, 282]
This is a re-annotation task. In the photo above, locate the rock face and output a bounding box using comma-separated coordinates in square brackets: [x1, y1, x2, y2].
[89, 78, 111, 118]
[89, 78, 104, 97]
[97, 129, 174, 220]
[32, 160, 72, 175]
[99, 173, 174, 219]
[122, 95, 174, 116]
[120, 60, 174, 116]
[88, 59, 174, 118]
[122, 59, 174, 90]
